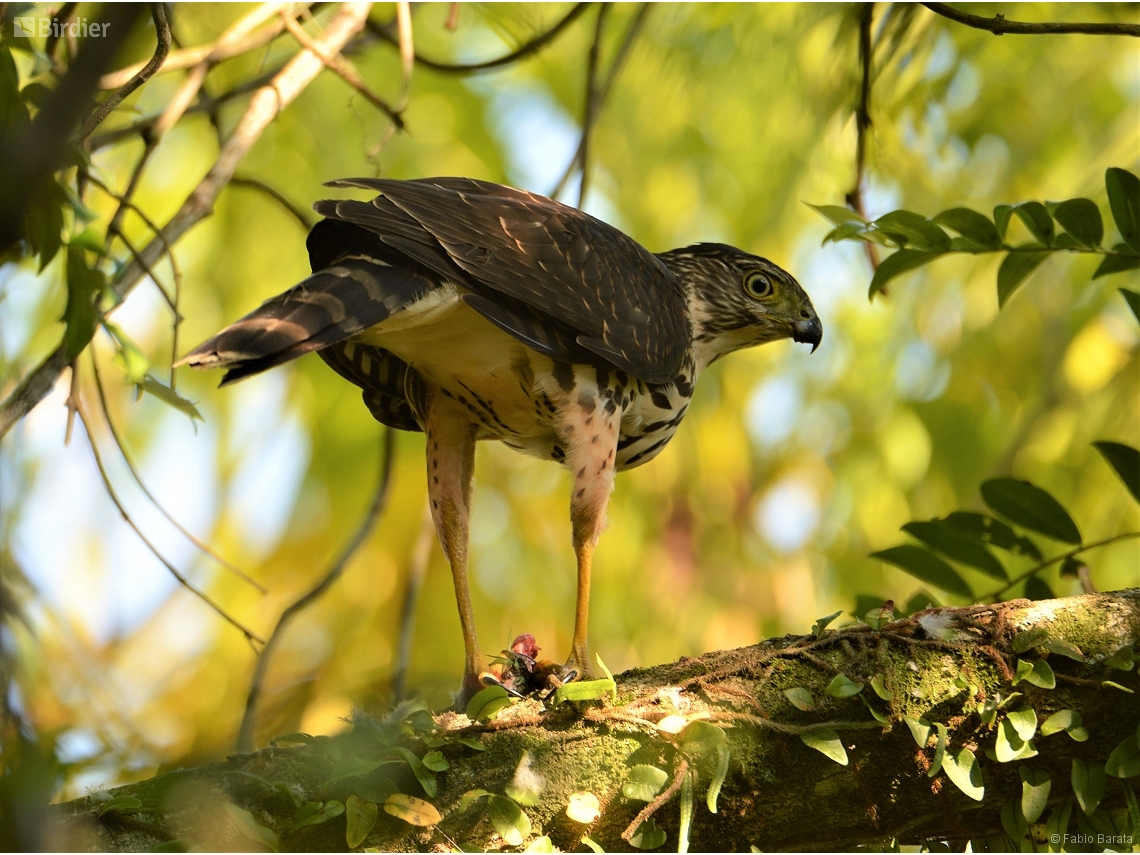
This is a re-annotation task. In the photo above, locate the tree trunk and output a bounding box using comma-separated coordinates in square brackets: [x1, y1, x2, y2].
[47, 589, 1140, 852]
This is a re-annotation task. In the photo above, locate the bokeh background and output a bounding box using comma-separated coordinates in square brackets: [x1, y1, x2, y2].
[1, 2, 1137, 798]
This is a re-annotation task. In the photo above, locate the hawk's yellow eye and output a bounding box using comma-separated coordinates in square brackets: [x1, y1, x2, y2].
[743, 271, 774, 299]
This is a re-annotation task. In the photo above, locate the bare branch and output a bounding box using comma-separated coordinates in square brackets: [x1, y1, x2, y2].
[550, 3, 651, 201]
[392, 501, 436, 702]
[576, 4, 611, 209]
[74, 399, 264, 644]
[621, 758, 689, 841]
[229, 176, 315, 231]
[394, 1, 414, 112]
[922, 3, 1140, 37]
[89, 64, 287, 152]
[280, 10, 405, 128]
[79, 4, 171, 140]
[367, 3, 591, 75]
[845, 2, 880, 273]
[237, 427, 396, 752]
[88, 352, 264, 593]
[98, 3, 301, 89]
[0, 2, 373, 440]
[154, 3, 294, 139]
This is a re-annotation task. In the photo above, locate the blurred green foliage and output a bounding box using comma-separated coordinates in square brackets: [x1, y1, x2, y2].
[0, 2, 1136, 806]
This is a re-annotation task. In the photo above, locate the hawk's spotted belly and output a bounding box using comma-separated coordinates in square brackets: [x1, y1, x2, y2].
[345, 288, 693, 472]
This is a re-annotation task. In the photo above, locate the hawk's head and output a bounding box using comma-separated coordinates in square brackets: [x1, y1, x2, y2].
[658, 243, 821, 368]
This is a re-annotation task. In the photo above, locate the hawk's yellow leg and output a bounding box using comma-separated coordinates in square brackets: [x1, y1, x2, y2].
[423, 392, 489, 706]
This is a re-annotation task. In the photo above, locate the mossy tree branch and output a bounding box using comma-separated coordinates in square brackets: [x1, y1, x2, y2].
[48, 589, 1140, 851]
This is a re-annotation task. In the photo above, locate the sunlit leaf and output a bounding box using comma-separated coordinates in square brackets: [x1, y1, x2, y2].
[783, 687, 814, 711]
[811, 610, 842, 638]
[345, 795, 378, 848]
[903, 716, 931, 749]
[1052, 198, 1103, 248]
[552, 678, 616, 705]
[385, 747, 437, 798]
[929, 723, 948, 777]
[581, 836, 605, 854]
[383, 793, 441, 827]
[64, 246, 101, 359]
[824, 673, 863, 698]
[1020, 767, 1051, 824]
[681, 721, 727, 756]
[1011, 627, 1049, 653]
[1105, 645, 1137, 671]
[656, 715, 687, 734]
[942, 511, 1042, 559]
[1093, 250, 1140, 279]
[994, 204, 1014, 239]
[942, 748, 984, 801]
[869, 674, 893, 701]
[1106, 734, 1140, 778]
[1072, 759, 1106, 814]
[980, 478, 1081, 544]
[487, 794, 531, 846]
[1092, 441, 1140, 503]
[932, 207, 1003, 250]
[629, 817, 666, 850]
[464, 685, 511, 722]
[1106, 167, 1140, 253]
[902, 520, 1006, 580]
[800, 729, 847, 766]
[1041, 709, 1081, 737]
[651, 768, 680, 855]
[1012, 201, 1055, 246]
[807, 202, 866, 226]
[623, 765, 668, 802]
[868, 249, 944, 298]
[875, 210, 951, 251]
[1044, 639, 1084, 662]
[870, 545, 972, 598]
[70, 228, 107, 256]
[459, 789, 491, 812]
[525, 836, 555, 853]
[137, 375, 203, 422]
[997, 250, 1049, 307]
[1120, 288, 1140, 322]
[566, 791, 600, 824]
[224, 803, 279, 851]
[97, 795, 142, 817]
[707, 743, 730, 814]
[1006, 707, 1037, 742]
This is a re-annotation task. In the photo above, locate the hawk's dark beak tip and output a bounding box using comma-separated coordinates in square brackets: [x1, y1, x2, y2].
[793, 317, 823, 353]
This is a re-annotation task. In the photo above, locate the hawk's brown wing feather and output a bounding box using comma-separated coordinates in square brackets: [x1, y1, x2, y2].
[320, 177, 690, 384]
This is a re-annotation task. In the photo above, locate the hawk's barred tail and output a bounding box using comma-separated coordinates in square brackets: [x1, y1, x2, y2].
[177, 256, 436, 386]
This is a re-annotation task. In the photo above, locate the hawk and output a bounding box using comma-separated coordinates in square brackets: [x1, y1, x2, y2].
[181, 177, 821, 705]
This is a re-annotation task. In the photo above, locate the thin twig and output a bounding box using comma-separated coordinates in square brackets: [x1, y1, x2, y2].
[392, 501, 436, 702]
[622, 758, 689, 841]
[576, 4, 610, 209]
[394, 2, 414, 113]
[103, 134, 159, 243]
[98, 5, 303, 89]
[922, 3, 1140, 37]
[237, 426, 396, 752]
[550, 3, 650, 201]
[280, 11, 405, 129]
[80, 3, 171, 141]
[89, 64, 287, 151]
[74, 399, 264, 644]
[89, 352, 264, 593]
[230, 176, 315, 230]
[846, 3, 880, 272]
[367, 3, 591, 75]
[0, 2, 374, 440]
[155, 3, 294, 139]
[983, 531, 1140, 601]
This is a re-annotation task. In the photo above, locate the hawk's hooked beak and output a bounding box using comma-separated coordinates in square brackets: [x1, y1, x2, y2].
[793, 315, 823, 352]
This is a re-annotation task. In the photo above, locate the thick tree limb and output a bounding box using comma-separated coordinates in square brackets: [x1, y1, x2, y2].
[0, 2, 372, 442]
[922, 3, 1140, 37]
[48, 589, 1140, 851]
